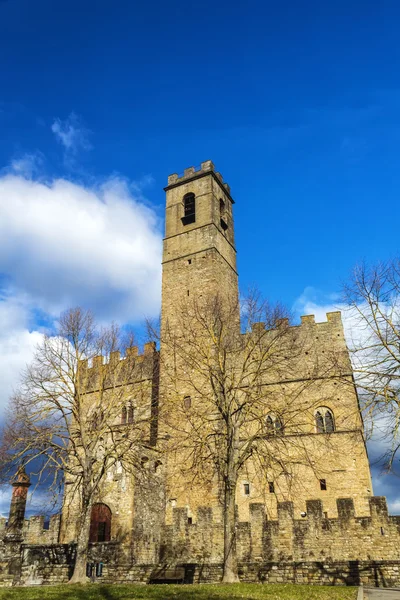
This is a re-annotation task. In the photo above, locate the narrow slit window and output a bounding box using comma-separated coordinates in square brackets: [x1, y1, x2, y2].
[244, 483, 250, 495]
[127, 406, 134, 424]
[188, 517, 193, 525]
[268, 481, 275, 494]
[320, 479, 327, 491]
[121, 406, 127, 425]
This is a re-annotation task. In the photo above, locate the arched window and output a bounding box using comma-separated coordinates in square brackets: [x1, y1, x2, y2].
[181, 193, 196, 225]
[121, 406, 127, 425]
[315, 408, 335, 433]
[265, 414, 284, 435]
[89, 503, 111, 543]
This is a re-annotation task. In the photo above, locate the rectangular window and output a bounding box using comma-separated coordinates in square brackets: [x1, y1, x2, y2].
[320, 479, 327, 491]
[244, 483, 250, 495]
[188, 517, 193, 525]
[268, 481, 275, 494]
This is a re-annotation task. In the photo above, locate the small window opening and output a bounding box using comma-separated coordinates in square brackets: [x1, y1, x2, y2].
[268, 481, 275, 494]
[324, 511, 328, 519]
[265, 414, 284, 435]
[183, 396, 191, 409]
[188, 517, 193, 525]
[96, 562, 103, 577]
[188, 259, 192, 265]
[181, 193, 196, 225]
[187, 290, 190, 296]
[127, 405, 134, 424]
[43, 520, 50, 531]
[244, 483, 250, 495]
[381, 526, 385, 536]
[121, 406, 127, 425]
[315, 409, 335, 433]
[219, 198, 228, 230]
[320, 479, 327, 491]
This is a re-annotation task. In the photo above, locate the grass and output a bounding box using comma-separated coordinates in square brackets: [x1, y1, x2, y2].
[0, 583, 358, 600]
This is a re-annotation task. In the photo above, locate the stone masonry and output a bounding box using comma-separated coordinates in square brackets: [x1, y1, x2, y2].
[0, 161, 398, 587]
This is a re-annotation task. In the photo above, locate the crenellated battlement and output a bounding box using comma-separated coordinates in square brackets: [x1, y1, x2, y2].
[77, 342, 158, 393]
[79, 342, 157, 372]
[166, 160, 231, 195]
[165, 496, 400, 566]
[249, 311, 343, 335]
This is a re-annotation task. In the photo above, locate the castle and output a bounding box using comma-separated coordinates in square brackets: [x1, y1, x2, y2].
[1, 161, 399, 587]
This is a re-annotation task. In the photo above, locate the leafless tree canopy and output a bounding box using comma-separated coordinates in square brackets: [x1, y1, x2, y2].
[1, 307, 151, 583]
[343, 259, 400, 474]
[156, 291, 343, 582]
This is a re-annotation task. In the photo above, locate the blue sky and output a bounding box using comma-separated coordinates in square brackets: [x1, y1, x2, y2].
[0, 0, 399, 514]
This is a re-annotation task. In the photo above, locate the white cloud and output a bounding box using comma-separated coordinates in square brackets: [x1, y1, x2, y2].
[0, 293, 43, 413]
[0, 172, 162, 323]
[51, 112, 92, 155]
[9, 152, 44, 179]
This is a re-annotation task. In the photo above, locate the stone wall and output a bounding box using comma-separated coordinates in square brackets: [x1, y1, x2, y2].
[162, 496, 400, 567]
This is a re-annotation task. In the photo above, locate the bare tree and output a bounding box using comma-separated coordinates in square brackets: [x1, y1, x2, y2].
[343, 258, 400, 473]
[1, 308, 153, 583]
[155, 291, 346, 583]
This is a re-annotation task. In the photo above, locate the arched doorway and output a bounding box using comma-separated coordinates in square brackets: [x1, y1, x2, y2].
[89, 503, 112, 543]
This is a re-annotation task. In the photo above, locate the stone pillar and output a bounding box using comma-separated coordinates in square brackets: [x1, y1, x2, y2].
[6, 466, 31, 539]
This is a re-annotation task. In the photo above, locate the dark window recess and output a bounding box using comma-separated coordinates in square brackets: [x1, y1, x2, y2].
[181, 193, 196, 225]
[320, 479, 327, 491]
[96, 562, 103, 577]
[325, 410, 335, 433]
[188, 517, 193, 525]
[183, 396, 191, 409]
[43, 520, 50, 531]
[97, 522, 107, 542]
[188, 259, 192, 265]
[121, 406, 127, 425]
[268, 481, 275, 494]
[220, 218, 228, 231]
[244, 483, 250, 495]
[127, 406, 134, 424]
[316, 411, 324, 433]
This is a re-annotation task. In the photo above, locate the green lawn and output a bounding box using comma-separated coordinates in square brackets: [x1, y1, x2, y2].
[0, 583, 357, 600]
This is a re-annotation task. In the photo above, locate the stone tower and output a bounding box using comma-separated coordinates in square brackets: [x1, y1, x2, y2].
[161, 160, 238, 330]
[160, 161, 239, 516]
[6, 467, 30, 539]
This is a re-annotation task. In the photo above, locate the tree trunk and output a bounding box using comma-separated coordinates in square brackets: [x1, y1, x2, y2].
[222, 478, 240, 583]
[68, 502, 92, 584]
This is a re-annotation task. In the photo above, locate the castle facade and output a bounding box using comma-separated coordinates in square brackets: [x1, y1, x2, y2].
[1, 162, 399, 587]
